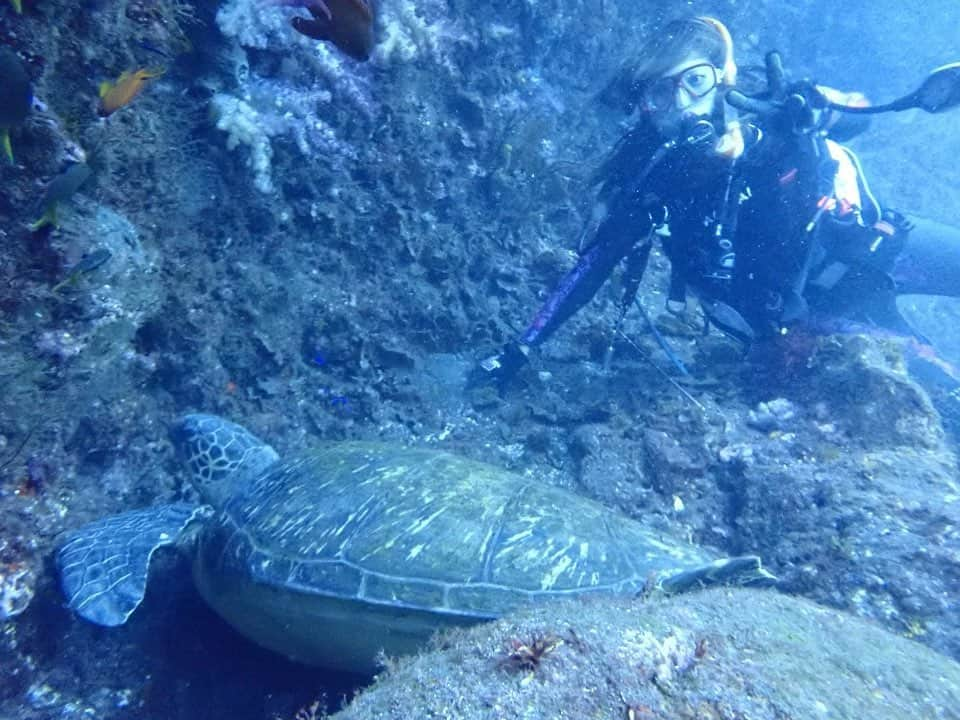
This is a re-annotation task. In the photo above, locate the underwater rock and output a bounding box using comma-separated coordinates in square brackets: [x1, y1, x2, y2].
[570, 424, 653, 513]
[819, 335, 944, 448]
[46, 200, 163, 370]
[753, 333, 943, 449]
[729, 437, 960, 660]
[330, 588, 960, 720]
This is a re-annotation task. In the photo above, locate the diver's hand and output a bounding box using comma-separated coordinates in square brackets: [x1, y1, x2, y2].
[780, 80, 830, 132]
[724, 51, 830, 133]
[733, 80, 827, 133]
[470, 341, 530, 390]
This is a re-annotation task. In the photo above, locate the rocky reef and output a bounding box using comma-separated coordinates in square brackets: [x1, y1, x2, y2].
[331, 588, 960, 720]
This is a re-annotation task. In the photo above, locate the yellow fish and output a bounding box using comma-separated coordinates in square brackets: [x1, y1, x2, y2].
[98, 67, 165, 117]
[9, 0, 22, 14]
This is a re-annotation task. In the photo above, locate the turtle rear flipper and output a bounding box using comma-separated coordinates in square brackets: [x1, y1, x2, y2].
[659, 555, 778, 594]
[57, 503, 210, 626]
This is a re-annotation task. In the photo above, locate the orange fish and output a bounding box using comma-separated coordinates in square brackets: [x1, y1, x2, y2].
[98, 67, 165, 117]
[280, 0, 375, 61]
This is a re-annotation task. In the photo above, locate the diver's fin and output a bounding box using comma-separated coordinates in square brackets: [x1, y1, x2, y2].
[701, 299, 756, 346]
[659, 555, 777, 594]
[57, 503, 210, 626]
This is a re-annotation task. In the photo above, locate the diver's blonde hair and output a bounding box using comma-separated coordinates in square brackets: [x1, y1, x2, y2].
[695, 16, 737, 84]
[631, 16, 738, 88]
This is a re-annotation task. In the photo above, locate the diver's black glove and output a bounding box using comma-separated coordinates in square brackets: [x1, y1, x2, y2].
[777, 80, 830, 132]
[725, 52, 830, 134]
[880, 208, 915, 235]
[471, 341, 530, 389]
[825, 208, 913, 274]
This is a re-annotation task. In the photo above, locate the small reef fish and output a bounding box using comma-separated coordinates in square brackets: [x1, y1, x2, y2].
[0, 47, 33, 163]
[8, 0, 21, 13]
[97, 67, 165, 117]
[52, 249, 112, 294]
[30, 163, 93, 230]
[276, 0, 375, 61]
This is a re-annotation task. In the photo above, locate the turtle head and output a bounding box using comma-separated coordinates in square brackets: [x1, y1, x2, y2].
[172, 414, 280, 507]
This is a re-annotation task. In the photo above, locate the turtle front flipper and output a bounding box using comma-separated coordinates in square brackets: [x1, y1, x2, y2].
[57, 503, 210, 626]
[659, 555, 778, 594]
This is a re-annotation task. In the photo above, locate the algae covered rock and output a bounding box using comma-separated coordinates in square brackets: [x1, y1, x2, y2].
[42, 199, 162, 367]
[730, 442, 960, 660]
[331, 588, 960, 720]
[751, 332, 944, 450]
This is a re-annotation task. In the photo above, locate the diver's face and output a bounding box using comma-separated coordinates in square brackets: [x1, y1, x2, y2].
[645, 56, 721, 136]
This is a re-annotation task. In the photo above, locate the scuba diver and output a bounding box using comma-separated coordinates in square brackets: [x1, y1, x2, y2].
[474, 15, 960, 393]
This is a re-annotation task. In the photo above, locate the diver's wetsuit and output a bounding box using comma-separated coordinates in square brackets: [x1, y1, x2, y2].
[517, 112, 960, 354]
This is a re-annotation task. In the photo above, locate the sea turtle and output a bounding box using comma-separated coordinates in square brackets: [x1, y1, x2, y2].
[58, 413, 775, 673]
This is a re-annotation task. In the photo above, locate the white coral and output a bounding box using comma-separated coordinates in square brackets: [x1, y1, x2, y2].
[618, 629, 699, 685]
[211, 93, 275, 194]
[216, 0, 299, 49]
[374, 0, 465, 69]
[0, 564, 35, 621]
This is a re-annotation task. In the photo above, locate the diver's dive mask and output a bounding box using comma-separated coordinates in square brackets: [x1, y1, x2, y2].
[643, 63, 721, 113]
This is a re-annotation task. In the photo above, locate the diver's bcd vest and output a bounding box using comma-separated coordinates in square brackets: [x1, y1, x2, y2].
[807, 138, 911, 291]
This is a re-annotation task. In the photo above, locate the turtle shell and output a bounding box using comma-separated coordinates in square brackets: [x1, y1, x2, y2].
[192, 442, 716, 671]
